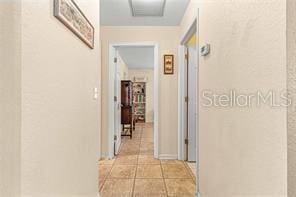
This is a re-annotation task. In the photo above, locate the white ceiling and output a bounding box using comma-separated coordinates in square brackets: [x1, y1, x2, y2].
[100, 0, 190, 26]
[118, 46, 154, 69]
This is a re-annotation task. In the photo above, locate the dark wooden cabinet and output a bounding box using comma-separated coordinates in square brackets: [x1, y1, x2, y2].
[121, 80, 134, 138]
[121, 80, 133, 107]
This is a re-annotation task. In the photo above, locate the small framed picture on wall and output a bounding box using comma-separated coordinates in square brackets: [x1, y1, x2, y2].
[164, 55, 174, 75]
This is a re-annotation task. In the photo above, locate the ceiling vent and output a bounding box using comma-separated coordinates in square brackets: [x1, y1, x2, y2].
[129, 0, 166, 17]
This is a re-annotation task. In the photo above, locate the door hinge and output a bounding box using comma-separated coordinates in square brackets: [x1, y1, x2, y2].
[185, 139, 189, 145]
[185, 96, 189, 103]
[114, 57, 118, 63]
[114, 96, 117, 102]
[114, 135, 117, 141]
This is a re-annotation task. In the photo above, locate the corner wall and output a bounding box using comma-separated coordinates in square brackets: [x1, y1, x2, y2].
[287, 0, 296, 196]
[20, 0, 101, 196]
[100, 26, 180, 158]
[0, 1, 21, 196]
[181, 0, 287, 196]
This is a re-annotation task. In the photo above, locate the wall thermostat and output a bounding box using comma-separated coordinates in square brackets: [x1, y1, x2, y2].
[201, 44, 211, 56]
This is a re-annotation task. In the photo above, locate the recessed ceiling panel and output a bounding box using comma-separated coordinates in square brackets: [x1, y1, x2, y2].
[101, 0, 190, 26]
[129, 0, 166, 17]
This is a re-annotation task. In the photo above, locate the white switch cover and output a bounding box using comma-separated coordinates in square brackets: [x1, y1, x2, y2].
[93, 87, 98, 100]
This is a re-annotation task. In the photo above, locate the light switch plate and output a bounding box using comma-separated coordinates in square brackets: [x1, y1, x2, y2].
[93, 87, 99, 100]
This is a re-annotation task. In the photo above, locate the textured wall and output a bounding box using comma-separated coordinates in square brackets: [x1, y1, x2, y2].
[181, 0, 287, 196]
[287, 0, 296, 196]
[118, 55, 129, 80]
[100, 26, 180, 158]
[0, 1, 21, 196]
[20, 0, 101, 196]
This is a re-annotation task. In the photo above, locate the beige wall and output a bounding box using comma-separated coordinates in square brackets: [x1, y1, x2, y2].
[128, 69, 154, 123]
[287, 0, 296, 196]
[101, 26, 180, 158]
[118, 55, 129, 80]
[181, 0, 287, 196]
[0, 1, 21, 196]
[20, 0, 101, 196]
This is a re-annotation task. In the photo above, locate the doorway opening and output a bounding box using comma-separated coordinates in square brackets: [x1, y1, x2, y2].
[107, 42, 159, 159]
[178, 14, 199, 194]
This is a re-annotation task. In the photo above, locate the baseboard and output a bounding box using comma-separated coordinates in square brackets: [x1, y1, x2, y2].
[100, 153, 110, 159]
[158, 154, 178, 160]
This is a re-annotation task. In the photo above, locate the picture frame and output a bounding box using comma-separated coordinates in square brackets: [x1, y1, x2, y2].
[54, 0, 95, 49]
[164, 54, 174, 75]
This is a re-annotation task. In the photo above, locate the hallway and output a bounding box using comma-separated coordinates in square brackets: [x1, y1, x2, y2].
[99, 123, 196, 196]
[1, 1, 291, 197]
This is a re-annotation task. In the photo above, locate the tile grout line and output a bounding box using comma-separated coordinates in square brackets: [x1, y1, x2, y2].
[99, 157, 116, 192]
[160, 158, 169, 196]
[131, 124, 142, 197]
[184, 162, 197, 182]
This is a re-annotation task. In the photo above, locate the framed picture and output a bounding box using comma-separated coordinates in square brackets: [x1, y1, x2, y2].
[54, 0, 95, 49]
[164, 55, 174, 75]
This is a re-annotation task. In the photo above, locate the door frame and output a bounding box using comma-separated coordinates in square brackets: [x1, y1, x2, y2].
[114, 56, 122, 155]
[108, 42, 159, 159]
[178, 17, 198, 160]
[178, 8, 200, 195]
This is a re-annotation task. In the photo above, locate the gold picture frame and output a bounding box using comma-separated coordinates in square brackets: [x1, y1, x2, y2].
[54, 0, 95, 49]
[164, 55, 174, 75]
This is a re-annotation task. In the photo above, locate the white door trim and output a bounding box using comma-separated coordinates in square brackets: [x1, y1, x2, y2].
[178, 17, 198, 161]
[108, 42, 159, 159]
[178, 8, 200, 195]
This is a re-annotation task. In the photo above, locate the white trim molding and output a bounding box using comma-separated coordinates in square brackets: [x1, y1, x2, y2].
[108, 42, 159, 159]
[158, 154, 178, 160]
[178, 7, 200, 197]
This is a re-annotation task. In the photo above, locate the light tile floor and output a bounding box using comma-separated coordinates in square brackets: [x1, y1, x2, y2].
[99, 123, 196, 197]
[186, 162, 197, 178]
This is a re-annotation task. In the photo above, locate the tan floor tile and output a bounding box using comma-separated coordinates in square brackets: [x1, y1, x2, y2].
[99, 124, 197, 196]
[136, 165, 163, 178]
[122, 141, 141, 146]
[122, 138, 141, 144]
[165, 179, 196, 196]
[99, 165, 112, 180]
[100, 179, 134, 197]
[185, 162, 197, 179]
[134, 194, 166, 197]
[141, 132, 154, 138]
[123, 142, 140, 147]
[140, 144, 153, 152]
[115, 155, 138, 165]
[99, 158, 116, 165]
[99, 178, 105, 191]
[138, 155, 160, 165]
[132, 133, 142, 138]
[143, 124, 153, 129]
[120, 144, 140, 155]
[140, 142, 154, 149]
[162, 164, 191, 179]
[133, 179, 167, 196]
[120, 149, 140, 156]
[109, 165, 137, 179]
[161, 160, 184, 165]
[139, 148, 154, 155]
[120, 144, 140, 151]
[141, 138, 154, 143]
